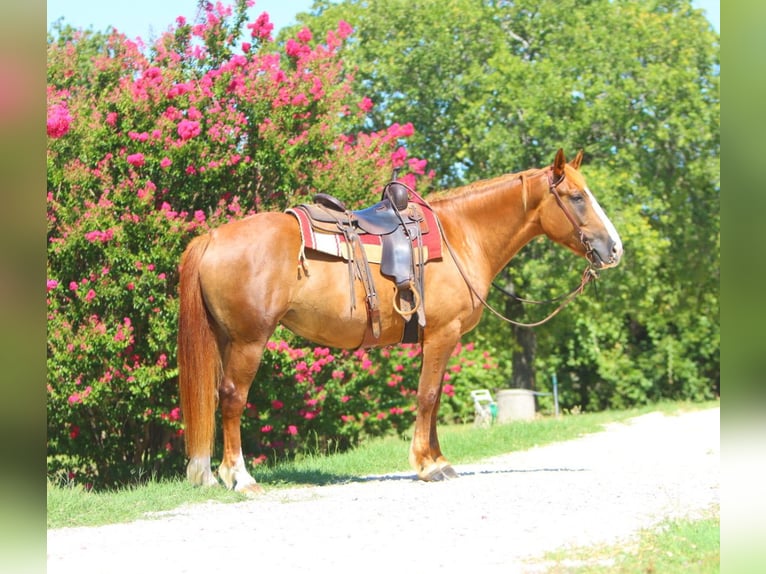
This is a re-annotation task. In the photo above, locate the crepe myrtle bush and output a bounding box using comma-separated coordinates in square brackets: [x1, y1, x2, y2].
[46, 1, 497, 489]
[239, 333, 505, 465]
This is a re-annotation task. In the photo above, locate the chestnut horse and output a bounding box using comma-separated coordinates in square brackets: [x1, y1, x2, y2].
[178, 149, 622, 493]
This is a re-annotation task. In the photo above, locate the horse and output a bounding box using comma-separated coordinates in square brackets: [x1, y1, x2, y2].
[177, 149, 623, 493]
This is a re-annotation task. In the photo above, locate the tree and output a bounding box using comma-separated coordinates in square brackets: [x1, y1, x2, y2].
[296, 0, 720, 408]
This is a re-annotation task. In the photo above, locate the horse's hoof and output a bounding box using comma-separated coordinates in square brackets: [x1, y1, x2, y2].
[187, 458, 219, 487]
[419, 463, 448, 482]
[439, 464, 459, 479]
[235, 482, 265, 496]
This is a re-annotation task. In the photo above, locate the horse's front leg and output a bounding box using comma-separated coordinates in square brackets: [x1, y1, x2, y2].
[410, 328, 461, 481]
[217, 341, 266, 495]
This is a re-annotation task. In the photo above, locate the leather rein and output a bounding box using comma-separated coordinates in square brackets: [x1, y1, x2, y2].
[438, 169, 598, 328]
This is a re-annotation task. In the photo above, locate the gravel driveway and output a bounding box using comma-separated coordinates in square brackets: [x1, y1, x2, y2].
[47, 407, 719, 573]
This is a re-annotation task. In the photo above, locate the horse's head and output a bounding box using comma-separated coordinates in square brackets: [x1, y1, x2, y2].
[539, 149, 623, 269]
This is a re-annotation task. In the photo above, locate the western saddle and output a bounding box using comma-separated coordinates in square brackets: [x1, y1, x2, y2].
[288, 177, 430, 345]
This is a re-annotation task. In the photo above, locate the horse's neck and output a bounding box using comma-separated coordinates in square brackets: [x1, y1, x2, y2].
[433, 170, 547, 285]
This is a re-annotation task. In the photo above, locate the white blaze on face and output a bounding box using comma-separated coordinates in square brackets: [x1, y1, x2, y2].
[585, 186, 623, 260]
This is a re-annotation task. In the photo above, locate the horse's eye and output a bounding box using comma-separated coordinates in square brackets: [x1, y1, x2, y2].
[570, 193, 585, 203]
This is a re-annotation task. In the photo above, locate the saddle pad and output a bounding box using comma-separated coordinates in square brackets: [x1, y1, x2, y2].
[286, 202, 442, 264]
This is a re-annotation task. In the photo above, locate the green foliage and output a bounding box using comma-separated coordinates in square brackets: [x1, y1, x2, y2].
[298, 0, 720, 410]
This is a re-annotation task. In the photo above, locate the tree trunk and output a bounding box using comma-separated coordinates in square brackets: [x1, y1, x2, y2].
[503, 279, 537, 390]
[511, 322, 537, 390]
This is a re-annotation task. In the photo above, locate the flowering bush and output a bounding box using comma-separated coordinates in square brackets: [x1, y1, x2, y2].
[46, 1, 487, 488]
[239, 330, 504, 465]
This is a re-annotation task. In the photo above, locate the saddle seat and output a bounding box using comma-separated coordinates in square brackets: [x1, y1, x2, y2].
[306, 193, 405, 236]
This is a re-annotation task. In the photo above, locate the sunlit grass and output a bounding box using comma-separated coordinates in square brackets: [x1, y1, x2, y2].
[532, 506, 719, 573]
[48, 400, 717, 529]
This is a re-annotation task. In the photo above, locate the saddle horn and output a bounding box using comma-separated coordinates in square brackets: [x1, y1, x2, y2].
[382, 168, 409, 211]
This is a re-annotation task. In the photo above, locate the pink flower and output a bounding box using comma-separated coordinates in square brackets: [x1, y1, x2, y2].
[310, 77, 324, 100]
[286, 425, 298, 436]
[297, 27, 313, 43]
[106, 112, 118, 127]
[443, 384, 455, 397]
[247, 12, 273, 40]
[160, 157, 172, 168]
[127, 153, 145, 167]
[84, 289, 96, 302]
[408, 158, 427, 175]
[391, 146, 408, 167]
[84, 229, 114, 243]
[337, 20, 353, 39]
[285, 38, 309, 59]
[47, 279, 59, 292]
[358, 96, 373, 113]
[47, 103, 72, 138]
[177, 119, 201, 140]
[169, 407, 181, 421]
[261, 425, 273, 433]
[388, 122, 415, 138]
[68, 281, 78, 291]
[69, 425, 80, 439]
[242, 41, 251, 53]
[271, 399, 284, 410]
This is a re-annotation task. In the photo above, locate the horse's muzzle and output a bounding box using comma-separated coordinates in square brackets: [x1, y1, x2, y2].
[587, 236, 623, 269]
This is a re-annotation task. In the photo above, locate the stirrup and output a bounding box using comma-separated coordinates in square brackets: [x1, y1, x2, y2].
[392, 280, 421, 318]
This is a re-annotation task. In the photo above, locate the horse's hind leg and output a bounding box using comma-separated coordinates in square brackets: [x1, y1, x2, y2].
[217, 339, 267, 494]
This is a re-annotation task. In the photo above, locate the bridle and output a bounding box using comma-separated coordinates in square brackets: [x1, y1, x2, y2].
[546, 171, 599, 267]
[438, 168, 599, 328]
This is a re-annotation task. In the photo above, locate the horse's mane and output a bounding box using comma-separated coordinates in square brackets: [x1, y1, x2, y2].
[426, 168, 543, 207]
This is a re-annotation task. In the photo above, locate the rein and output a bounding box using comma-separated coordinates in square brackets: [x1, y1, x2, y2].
[436, 169, 599, 328]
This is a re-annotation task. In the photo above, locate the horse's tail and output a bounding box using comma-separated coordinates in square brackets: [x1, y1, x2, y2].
[178, 233, 219, 461]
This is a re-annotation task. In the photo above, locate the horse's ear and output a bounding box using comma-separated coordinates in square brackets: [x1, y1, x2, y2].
[570, 150, 584, 170]
[553, 148, 566, 178]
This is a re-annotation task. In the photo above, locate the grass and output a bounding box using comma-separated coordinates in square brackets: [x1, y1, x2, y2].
[47, 400, 717, 529]
[531, 506, 720, 573]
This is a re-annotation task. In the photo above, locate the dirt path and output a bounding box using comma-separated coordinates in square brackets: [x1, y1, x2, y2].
[47, 407, 719, 573]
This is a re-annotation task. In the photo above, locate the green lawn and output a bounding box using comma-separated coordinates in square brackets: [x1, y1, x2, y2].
[48, 401, 718, 530]
[533, 507, 719, 573]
